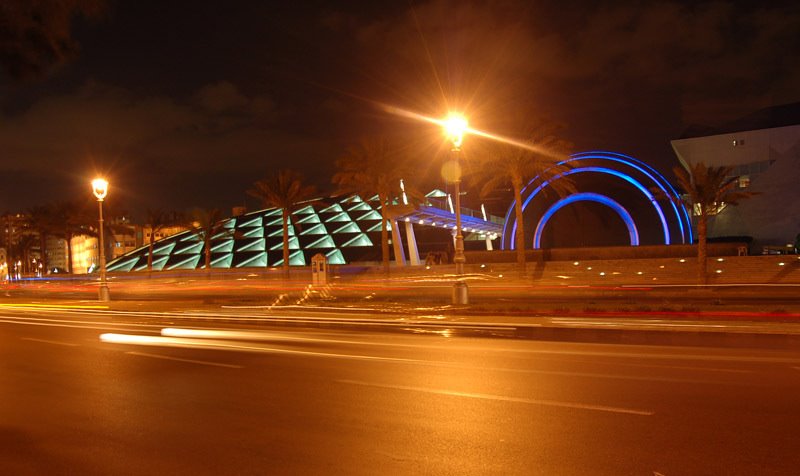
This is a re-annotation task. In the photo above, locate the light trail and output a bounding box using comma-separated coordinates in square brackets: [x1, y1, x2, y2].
[99, 333, 428, 364]
[0, 303, 108, 310]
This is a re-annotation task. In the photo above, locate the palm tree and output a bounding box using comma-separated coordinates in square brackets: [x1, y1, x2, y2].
[476, 122, 575, 274]
[187, 208, 228, 271]
[11, 233, 37, 275]
[247, 169, 318, 278]
[28, 205, 57, 271]
[51, 200, 94, 273]
[145, 208, 183, 272]
[673, 162, 756, 285]
[333, 138, 412, 274]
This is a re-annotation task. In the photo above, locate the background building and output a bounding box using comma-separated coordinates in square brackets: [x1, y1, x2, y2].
[671, 102, 800, 250]
[45, 236, 69, 272]
[70, 235, 99, 274]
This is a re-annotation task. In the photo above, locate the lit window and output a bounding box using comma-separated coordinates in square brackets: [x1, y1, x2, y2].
[738, 175, 750, 188]
[693, 202, 727, 216]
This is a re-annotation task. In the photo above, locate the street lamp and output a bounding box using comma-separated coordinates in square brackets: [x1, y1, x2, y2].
[443, 113, 469, 305]
[92, 178, 110, 302]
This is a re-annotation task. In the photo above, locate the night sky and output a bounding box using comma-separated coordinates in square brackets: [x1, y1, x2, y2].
[1, 0, 798, 218]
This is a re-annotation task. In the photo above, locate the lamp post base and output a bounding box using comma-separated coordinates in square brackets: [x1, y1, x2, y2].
[452, 281, 469, 305]
[98, 285, 110, 302]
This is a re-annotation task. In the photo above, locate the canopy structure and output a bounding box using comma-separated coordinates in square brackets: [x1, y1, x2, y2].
[107, 192, 504, 272]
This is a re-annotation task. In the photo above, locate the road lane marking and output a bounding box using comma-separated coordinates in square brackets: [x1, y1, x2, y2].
[21, 337, 79, 347]
[529, 356, 753, 374]
[125, 351, 243, 368]
[475, 366, 746, 386]
[522, 348, 800, 365]
[337, 379, 654, 416]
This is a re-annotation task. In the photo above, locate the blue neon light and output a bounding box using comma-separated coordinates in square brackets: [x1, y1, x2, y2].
[533, 193, 640, 248]
[509, 167, 669, 247]
[564, 152, 691, 244]
[581, 151, 692, 242]
[503, 151, 692, 250]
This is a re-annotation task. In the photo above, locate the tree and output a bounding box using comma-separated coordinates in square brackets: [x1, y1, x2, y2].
[673, 162, 756, 285]
[476, 122, 575, 274]
[10, 233, 37, 275]
[27, 204, 58, 271]
[247, 169, 318, 278]
[50, 200, 94, 273]
[145, 208, 183, 272]
[187, 208, 228, 271]
[333, 138, 412, 274]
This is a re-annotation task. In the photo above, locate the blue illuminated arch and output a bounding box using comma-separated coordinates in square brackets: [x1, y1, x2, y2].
[533, 193, 640, 248]
[563, 151, 692, 244]
[501, 150, 692, 250]
[513, 166, 669, 245]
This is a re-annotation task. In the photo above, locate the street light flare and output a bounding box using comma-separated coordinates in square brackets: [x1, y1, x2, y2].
[92, 178, 108, 200]
[443, 114, 468, 150]
[378, 102, 563, 159]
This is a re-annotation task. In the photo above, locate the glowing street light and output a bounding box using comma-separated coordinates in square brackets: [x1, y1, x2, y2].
[443, 113, 469, 305]
[443, 114, 468, 150]
[92, 178, 110, 302]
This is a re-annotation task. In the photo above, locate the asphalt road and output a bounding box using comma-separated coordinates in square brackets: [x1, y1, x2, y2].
[2, 308, 799, 475]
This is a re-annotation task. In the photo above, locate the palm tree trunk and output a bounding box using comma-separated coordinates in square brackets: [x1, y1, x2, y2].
[39, 232, 48, 272]
[205, 240, 212, 276]
[282, 209, 290, 279]
[147, 234, 155, 272]
[697, 212, 708, 286]
[380, 196, 390, 274]
[513, 178, 527, 276]
[66, 231, 73, 274]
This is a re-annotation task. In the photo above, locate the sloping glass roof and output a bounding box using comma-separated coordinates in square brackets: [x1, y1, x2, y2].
[107, 192, 504, 271]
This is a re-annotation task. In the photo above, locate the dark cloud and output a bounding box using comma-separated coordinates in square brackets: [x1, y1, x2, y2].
[0, 0, 105, 80]
[341, 0, 799, 128]
[0, 0, 798, 216]
[0, 80, 329, 214]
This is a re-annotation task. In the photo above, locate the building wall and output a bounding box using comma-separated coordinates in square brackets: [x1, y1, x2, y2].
[141, 225, 187, 247]
[1, 214, 30, 250]
[110, 226, 138, 260]
[672, 124, 800, 169]
[671, 124, 800, 247]
[0, 247, 6, 280]
[45, 235, 68, 271]
[70, 235, 98, 275]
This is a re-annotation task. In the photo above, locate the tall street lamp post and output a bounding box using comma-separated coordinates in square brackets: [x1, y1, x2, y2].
[92, 178, 110, 302]
[444, 114, 469, 305]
